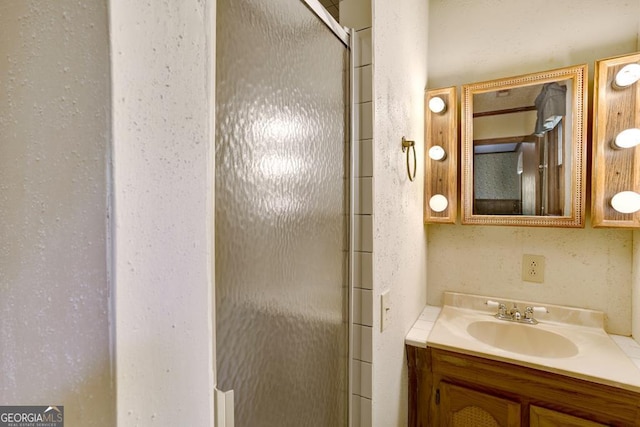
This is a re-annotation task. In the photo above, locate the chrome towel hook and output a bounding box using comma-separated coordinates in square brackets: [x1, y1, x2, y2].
[402, 137, 416, 182]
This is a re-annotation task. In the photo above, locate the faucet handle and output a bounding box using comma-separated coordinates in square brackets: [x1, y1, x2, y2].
[524, 306, 547, 323]
[524, 306, 535, 320]
[491, 303, 508, 320]
[486, 300, 500, 309]
[486, 300, 507, 314]
[497, 303, 507, 315]
[526, 306, 548, 315]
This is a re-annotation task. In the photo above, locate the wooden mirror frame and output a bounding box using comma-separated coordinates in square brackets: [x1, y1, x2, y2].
[461, 64, 588, 227]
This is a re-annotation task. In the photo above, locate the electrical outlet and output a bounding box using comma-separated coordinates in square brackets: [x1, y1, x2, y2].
[522, 254, 545, 283]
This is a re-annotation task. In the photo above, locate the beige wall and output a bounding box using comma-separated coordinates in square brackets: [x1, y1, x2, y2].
[110, 0, 216, 425]
[0, 1, 114, 425]
[372, 0, 429, 426]
[427, 0, 640, 335]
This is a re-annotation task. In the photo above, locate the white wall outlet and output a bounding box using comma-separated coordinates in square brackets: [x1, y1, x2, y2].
[522, 254, 545, 283]
[381, 290, 391, 331]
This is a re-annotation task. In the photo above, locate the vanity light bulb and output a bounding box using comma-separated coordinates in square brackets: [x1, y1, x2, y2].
[428, 145, 447, 161]
[612, 128, 640, 149]
[429, 194, 448, 212]
[428, 96, 446, 114]
[613, 63, 640, 89]
[610, 191, 640, 214]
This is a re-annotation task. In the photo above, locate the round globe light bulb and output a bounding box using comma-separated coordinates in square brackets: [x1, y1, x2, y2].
[612, 128, 640, 149]
[613, 63, 640, 89]
[428, 145, 447, 161]
[611, 191, 640, 214]
[428, 96, 446, 114]
[429, 194, 448, 212]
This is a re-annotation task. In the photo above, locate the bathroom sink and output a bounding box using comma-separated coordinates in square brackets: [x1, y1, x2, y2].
[466, 320, 579, 358]
[422, 293, 640, 393]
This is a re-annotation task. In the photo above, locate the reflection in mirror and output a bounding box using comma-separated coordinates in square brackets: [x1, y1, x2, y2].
[462, 65, 587, 227]
[473, 81, 570, 216]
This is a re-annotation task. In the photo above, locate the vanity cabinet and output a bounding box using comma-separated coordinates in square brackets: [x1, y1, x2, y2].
[406, 346, 640, 427]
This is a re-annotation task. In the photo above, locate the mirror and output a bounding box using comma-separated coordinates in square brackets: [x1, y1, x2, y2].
[461, 64, 587, 227]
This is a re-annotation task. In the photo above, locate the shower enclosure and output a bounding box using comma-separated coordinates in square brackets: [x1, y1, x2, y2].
[215, 0, 351, 425]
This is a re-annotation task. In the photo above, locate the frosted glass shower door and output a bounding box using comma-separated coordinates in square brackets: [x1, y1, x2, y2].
[215, 0, 349, 426]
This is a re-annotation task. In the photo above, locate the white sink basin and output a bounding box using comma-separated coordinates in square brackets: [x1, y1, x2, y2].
[466, 320, 579, 358]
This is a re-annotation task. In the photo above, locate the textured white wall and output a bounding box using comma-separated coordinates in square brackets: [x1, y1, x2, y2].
[427, 0, 640, 335]
[371, 0, 429, 426]
[0, 1, 114, 425]
[110, 1, 215, 425]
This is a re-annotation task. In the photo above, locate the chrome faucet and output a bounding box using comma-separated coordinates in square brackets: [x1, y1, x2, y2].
[510, 304, 522, 322]
[489, 301, 546, 325]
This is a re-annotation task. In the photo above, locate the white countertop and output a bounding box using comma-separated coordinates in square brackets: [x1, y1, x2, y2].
[406, 297, 640, 393]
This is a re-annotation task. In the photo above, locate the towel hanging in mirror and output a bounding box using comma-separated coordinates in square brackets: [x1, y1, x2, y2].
[534, 82, 567, 137]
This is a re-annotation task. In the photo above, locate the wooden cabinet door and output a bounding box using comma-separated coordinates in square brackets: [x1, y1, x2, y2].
[439, 382, 521, 427]
[530, 405, 608, 427]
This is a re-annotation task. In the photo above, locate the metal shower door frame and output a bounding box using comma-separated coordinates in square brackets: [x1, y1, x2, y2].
[300, 2, 355, 426]
[301, 0, 350, 46]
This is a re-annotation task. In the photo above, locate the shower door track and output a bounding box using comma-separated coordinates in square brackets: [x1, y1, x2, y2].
[302, 0, 350, 46]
